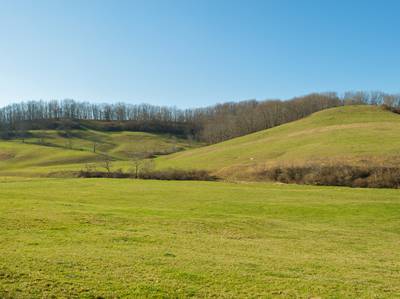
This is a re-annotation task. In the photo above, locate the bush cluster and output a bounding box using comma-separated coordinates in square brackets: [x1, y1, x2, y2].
[259, 164, 400, 188]
[77, 169, 217, 181]
[382, 104, 400, 114]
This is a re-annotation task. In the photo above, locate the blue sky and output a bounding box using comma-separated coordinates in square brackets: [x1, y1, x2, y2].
[0, 0, 399, 108]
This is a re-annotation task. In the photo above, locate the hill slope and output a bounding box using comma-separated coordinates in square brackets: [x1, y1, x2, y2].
[0, 130, 198, 176]
[2, 105, 399, 179]
[157, 106, 400, 177]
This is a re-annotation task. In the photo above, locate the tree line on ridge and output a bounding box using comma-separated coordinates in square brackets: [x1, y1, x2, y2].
[0, 91, 399, 143]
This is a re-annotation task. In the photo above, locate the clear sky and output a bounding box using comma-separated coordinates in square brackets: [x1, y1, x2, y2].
[0, 0, 399, 108]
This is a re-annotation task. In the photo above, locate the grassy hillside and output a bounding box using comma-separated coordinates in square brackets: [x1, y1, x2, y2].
[157, 106, 400, 177]
[2, 105, 400, 180]
[0, 130, 198, 176]
[0, 178, 399, 298]
[22, 130, 194, 159]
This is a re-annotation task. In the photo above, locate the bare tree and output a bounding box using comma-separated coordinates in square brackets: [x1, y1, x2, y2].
[131, 155, 144, 178]
[83, 163, 97, 172]
[125, 143, 153, 178]
[100, 155, 113, 174]
[92, 142, 97, 153]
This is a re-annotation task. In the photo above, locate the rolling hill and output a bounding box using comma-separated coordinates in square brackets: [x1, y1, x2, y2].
[0, 130, 198, 176]
[2, 105, 399, 179]
[157, 105, 400, 178]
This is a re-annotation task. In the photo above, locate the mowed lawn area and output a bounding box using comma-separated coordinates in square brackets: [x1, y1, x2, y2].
[0, 178, 399, 298]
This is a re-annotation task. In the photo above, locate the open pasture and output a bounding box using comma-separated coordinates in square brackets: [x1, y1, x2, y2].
[0, 178, 399, 298]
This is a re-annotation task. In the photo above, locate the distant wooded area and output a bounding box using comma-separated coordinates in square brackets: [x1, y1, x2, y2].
[1, 91, 399, 143]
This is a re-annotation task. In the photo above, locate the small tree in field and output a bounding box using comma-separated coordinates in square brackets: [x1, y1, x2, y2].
[61, 119, 74, 149]
[100, 155, 113, 174]
[83, 163, 97, 173]
[127, 150, 155, 179]
[92, 142, 97, 153]
[125, 143, 154, 178]
[130, 153, 150, 178]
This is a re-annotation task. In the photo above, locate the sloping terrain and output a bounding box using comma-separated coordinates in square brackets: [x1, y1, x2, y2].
[2, 105, 400, 179]
[0, 130, 198, 176]
[21, 130, 194, 159]
[157, 106, 400, 177]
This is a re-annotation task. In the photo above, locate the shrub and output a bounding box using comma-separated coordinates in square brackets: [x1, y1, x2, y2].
[76, 168, 217, 181]
[382, 104, 400, 114]
[258, 164, 400, 188]
[78, 170, 130, 178]
[139, 169, 217, 181]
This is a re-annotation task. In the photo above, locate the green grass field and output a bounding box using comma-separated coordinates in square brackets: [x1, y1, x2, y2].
[0, 178, 399, 298]
[157, 106, 400, 178]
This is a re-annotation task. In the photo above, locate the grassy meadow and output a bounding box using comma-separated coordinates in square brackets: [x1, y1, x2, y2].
[0, 178, 399, 298]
